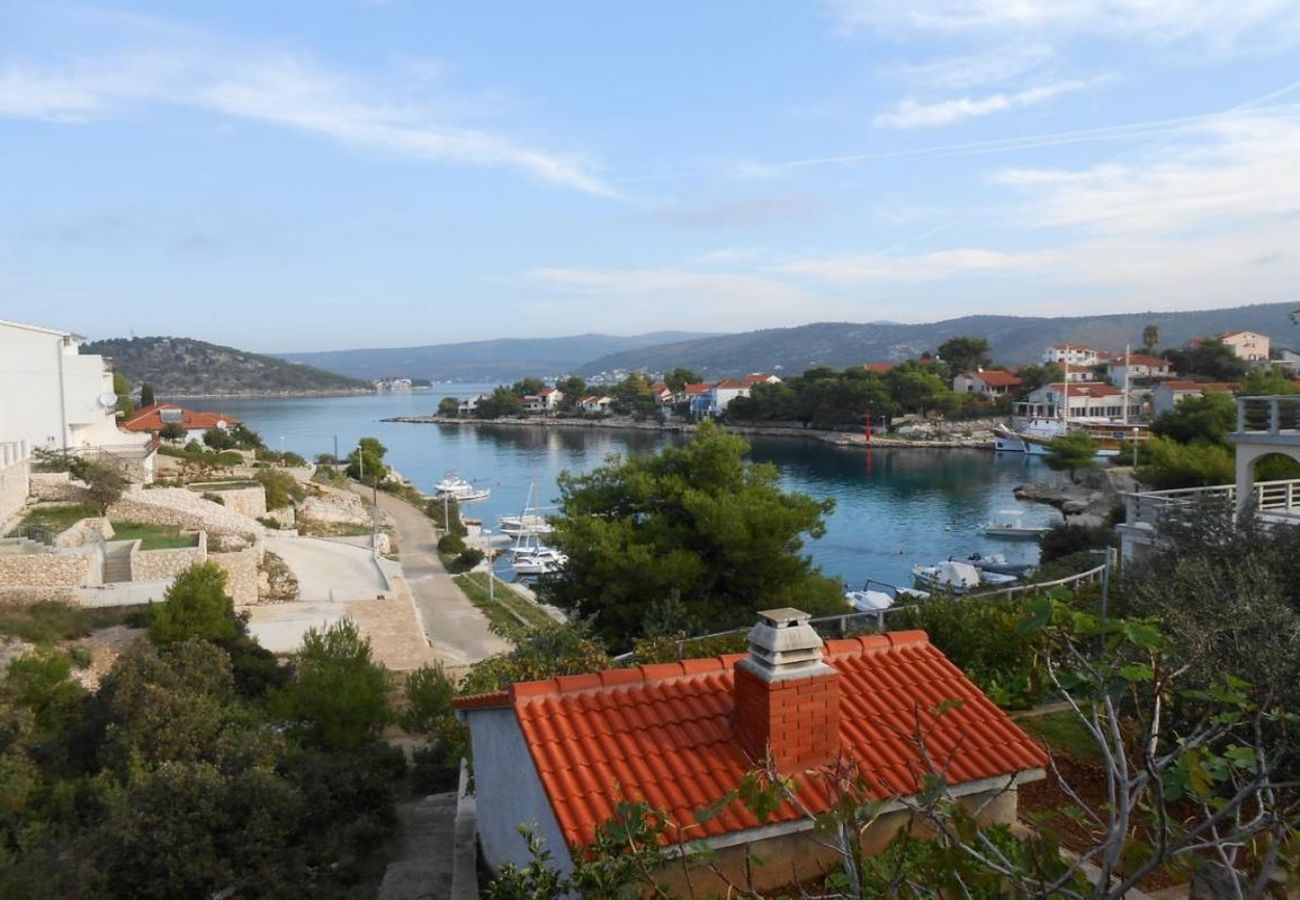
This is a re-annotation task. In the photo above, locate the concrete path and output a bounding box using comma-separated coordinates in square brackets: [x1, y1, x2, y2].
[377, 793, 456, 900]
[265, 536, 386, 603]
[353, 485, 511, 666]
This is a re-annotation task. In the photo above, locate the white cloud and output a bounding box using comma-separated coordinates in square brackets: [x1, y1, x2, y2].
[875, 78, 1098, 128]
[995, 113, 1300, 234]
[0, 50, 618, 198]
[776, 248, 1055, 283]
[896, 44, 1054, 89]
[827, 0, 1300, 53]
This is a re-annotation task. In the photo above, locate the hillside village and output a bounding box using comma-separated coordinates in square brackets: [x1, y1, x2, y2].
[4, 312, 1300, 898]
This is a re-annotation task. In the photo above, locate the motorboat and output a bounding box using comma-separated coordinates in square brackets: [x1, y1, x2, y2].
[844, 579, 929, 612]
[964, 553, 1034, 577]
[912, 560, 983, 593]
[499, 513, 554, 536]
[433, 473, 490, 502]
[978, 569, 1020, 586]
[981, 510, 1051, 539]
[512, 548, 567, 576]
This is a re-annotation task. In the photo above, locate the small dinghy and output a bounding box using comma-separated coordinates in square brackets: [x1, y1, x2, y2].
[844, 579, 929, 612]
[912, 560, 983, 594]
[964, 553, 1035, 577]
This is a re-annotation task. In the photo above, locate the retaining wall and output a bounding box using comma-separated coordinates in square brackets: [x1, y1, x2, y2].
[29, 472, 88, 502]
[52, 517, 114, 549]
[188, 484, 267, 521]
[110, 486, 264, 540]
[130, 532, 207, 581]
[0, 586, 80, 606]
[212, 547, 259, 605]
[0, 549, 97, 588]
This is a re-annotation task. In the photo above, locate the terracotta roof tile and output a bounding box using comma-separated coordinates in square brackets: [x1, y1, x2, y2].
[489, 632, 1046, 850]
[120, 402, 241, 433]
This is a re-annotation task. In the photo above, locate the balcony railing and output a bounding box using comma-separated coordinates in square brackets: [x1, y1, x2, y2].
[1126, 478, 1300, 526]
[1236, 395, 1300, 436]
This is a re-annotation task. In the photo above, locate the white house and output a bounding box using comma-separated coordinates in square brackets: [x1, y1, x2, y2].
[1016, 382, 1139, 420]
[120, 403, 242, 443]
[1150, 380, 1238, 417]
[952, 369, 1022, 399]
[578, 395, 613, 415]
[521, 387, 563, 413]
[0, 319, 155, 479]
[1105, 354, 1173, 384]
[1042, 343, 1099, 367]
[1220, 330, 1271, 361]
[458, 395, 486, 416]
[698, 373, 781, 417]
[1275, 347, 1300, 376]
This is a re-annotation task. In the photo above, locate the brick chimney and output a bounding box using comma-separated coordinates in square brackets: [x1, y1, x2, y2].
[732, 608, 840, 772]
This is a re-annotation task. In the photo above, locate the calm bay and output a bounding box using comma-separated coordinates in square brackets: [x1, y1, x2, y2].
[205, 391, 1067, 590]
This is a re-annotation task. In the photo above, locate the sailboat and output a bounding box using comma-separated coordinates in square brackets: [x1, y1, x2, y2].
[499, 481, 555, 537]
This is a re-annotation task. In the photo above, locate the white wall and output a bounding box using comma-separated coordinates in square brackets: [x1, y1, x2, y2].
[465, 707, 574, 877]
[0, 454, 29, 526]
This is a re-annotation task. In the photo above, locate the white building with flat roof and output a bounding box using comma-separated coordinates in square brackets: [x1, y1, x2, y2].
[0, 319, 154, 476]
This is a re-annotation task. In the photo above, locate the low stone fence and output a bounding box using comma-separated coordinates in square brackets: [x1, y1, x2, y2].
[187, 484, 268, 521]
[212, 547, 259, 605]
[0, 548, 98, 588]
[130, 531, 208, 582]
[52, 517, 114, 549]
[110, 485, 264, 540]
[29, 472, 88, 502]
[0, 586, 80, 606]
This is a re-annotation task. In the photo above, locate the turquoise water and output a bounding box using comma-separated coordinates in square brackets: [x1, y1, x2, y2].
[206, 391, 1065, 589]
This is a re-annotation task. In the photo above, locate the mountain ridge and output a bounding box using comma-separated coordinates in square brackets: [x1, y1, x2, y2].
[577, 302, 1300, 377]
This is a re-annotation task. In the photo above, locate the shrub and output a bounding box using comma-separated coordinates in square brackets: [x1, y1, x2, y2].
[1039, 523, 1115, 563]
[149, 562, 241, 645]
[201, 492, 226, 506]
[158, 422, 187, 442]
[437, 533, 466, 555]
[255, 468, 306, 510]
[450, 548, 484, 573]
[202, 427, 236, 451]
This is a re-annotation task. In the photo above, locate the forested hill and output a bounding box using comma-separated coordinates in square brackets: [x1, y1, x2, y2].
[83, 337, 371, 396]
[576, 302, 1300, 378]
[278, 331, 720, 383]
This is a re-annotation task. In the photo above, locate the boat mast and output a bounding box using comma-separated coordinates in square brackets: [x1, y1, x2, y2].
[1061, 353, 1070, 423]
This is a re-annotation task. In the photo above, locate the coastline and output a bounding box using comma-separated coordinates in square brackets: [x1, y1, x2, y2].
[162, 388, 375, 400]
[381, 414, 997, 450]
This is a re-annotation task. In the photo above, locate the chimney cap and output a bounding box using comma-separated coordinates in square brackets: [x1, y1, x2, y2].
[755, 607, 812, 628]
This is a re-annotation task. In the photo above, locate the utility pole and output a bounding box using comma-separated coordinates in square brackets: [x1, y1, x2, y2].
[333, 434, 338, 466]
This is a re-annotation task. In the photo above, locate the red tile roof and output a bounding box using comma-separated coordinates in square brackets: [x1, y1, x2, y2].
[741, 373, 775, 387]
[970, 370, 1022, 388]
[457, 632, 1046, 849]
[1110, 354, 1170, 368]
[863, 362, 896, 372]
[120, 403, 240, 433]
[711, 379, 748, 389]
[683, 382, 711, 395]
[1041, 382, 1123, 397]
[1159, 380, 1237, 393]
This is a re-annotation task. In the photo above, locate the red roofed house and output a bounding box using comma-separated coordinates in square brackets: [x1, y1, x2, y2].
[456, 608, 1046, 891]
[1017, 382, 1139, 420]
[701, 373, 781, 417]
[120, 402, 241, 443]
[952, 368, 1023, 399]
[578, 395, 613, 415]
[521, 386, 563, 413]
[650, 382, 674, 405]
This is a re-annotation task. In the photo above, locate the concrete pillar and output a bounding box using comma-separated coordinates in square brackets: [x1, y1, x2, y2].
[1235, 446, 1255, 515]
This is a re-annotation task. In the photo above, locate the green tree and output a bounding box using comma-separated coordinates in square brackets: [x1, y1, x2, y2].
[158, 422, 186, 442]
[556, 376, 587, 408]
[664, 367, 701, 392]
[437, 396, 459, 416]
[1043, 432, 1098, 480]
[202, 427, 236, 450]
[886, 362, 960, 416]
[459, 622, 612, 696]
[1141, 323, 1160, 351]
[346, 436, 389, 485]
[474, 386, 523, 419]
[1240, 364, 1299, 396]
[935, 335, 992, 375]
[1135, 436, 1234, 489]
[138, 383, 155, 408]
[67, 457, 126, 516]
[255, 468, 305, 510]
[609, 372, 657, 417]
[539, 421, 846, 646]
[272, 619, 390, 751]
[1164, 338, 1248, 381]
[1150, 390, 1236, 445]
[510, 377, 546, 396]
[148, 562, 241, 645]
[227, 423, 264, 450]
[112, 371, 134, 417]
[1014, 362, 1063, 393]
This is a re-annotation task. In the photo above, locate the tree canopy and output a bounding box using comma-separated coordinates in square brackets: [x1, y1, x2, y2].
[936, 335, 991, 375]
[1163, 338, 1247, 381]
[347, 436, 389, 484]
[539, 421, 846, 646]
[1043, 432, 1098, 480]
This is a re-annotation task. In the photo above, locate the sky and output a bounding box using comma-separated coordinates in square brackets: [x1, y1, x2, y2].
[2, 1, 1300, 352]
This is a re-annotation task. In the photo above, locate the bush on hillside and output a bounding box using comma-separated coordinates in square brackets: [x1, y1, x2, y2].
[437, 533, 466, 555]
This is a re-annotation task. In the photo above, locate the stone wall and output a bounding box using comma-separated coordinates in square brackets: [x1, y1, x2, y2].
[110, 485, 264, 540]
[212, 547, 259, 605]
[130, 532, 207, 582]
[188, 485, 267, 521]
[52, 517, 114, 549]
[30, 472, 88, 502]
[0, 586, 79, 606]
[0, 459, 28, 527]
[298, 484, 369, 525]
[0, 550, 96, 588]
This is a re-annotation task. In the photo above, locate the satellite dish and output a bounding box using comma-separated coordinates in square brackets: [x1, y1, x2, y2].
[216, 419, 227, 430]
[98, 392, 119, 408]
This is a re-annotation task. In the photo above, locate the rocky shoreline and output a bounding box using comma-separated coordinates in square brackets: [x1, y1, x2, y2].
[382, 414, 999, 450]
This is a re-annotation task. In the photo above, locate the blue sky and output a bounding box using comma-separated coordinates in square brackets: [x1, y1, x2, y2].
[2, 1, 1300, 352]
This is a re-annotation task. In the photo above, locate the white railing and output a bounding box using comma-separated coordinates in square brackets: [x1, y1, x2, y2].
[1236, 395, 1300, 435]
[1126, 478, 1300, 526]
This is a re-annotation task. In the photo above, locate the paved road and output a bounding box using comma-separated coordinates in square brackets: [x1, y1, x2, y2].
[266, 536, 387, 603]
[354, 485, 511, 665]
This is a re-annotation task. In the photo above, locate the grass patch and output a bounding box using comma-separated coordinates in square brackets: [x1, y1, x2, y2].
[453, 572, 553, 637]
[6, 502, 100, 537]
[186, 480, 260, 491]
[1018, 709, 1102, 763]
[110, 521, 200, 551]
[0, 601, 147, 643]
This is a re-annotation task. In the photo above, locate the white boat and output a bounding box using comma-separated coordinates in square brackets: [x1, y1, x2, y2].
[979, 570, 1020, 586]
[844, 579, 928, 612]
[912, 560, 983, 593]
[982, 510, 1051, 539]
[512, 548, 567, 576]
[434, 473, 490, 502]
[964, 553, 1035, 577]
[499, 513, 554, 536]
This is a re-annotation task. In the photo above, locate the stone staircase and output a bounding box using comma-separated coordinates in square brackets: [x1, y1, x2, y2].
[103, 544, 133, 583]
[377, 793, 457, 900]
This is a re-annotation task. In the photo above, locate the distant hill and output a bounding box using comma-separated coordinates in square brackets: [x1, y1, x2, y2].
[277, 332, 720, 383]
[84, 337, 371, 396]
[577, 302, 1300, 377]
